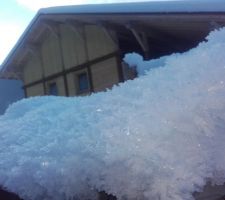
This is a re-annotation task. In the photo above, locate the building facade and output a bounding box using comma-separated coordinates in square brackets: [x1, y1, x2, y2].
[1, 1, 225, 200]
[2, 1, 225, 98]
[22, 23, 123, 97]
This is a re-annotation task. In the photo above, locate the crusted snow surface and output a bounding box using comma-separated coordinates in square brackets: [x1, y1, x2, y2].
[123, 52, 168, 75]
[1, 28, 225, 200]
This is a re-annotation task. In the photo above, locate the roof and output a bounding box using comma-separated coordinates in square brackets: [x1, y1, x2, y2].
[40, 0, 225, 14]
[1, 0, 225, 79]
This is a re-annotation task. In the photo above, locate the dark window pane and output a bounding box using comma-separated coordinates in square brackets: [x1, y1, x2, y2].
[78, 73, 89, 92]
[49, 82, 58, 96]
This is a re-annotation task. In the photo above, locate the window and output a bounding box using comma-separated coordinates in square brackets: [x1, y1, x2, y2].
[48, 82, 58, 96]
[77, 72, 89, 93]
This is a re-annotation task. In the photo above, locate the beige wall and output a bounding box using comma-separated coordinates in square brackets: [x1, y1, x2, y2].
[60, 24, 87, 69]
[26, 83, 44, 97]
[24, 23, 120, 98]
[23, 55, 43, 85]
[67, 72, 76, 96]
[85, 25, 118, 60]
[41, 32, 63, 76]
[60, 24, 118, 68]
[91, 57, 119, 92]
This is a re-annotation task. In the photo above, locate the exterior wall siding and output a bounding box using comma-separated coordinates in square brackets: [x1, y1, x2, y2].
[23, 23, 121, 98]
[26, 83, 44, 97]
[60, 24, 87, 69]
[66, 72, 76, 96]
[41, 32, 63, 76]
[91, 57, 119, 92]
[85, 25, 118, 60]
[23, 55, 42, 85]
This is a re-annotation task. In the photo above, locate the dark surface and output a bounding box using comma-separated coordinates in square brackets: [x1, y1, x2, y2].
[0, 188, 23, 200]
[98, 191, 117, 200]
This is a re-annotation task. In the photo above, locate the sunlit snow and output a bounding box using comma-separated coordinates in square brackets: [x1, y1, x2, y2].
[1, 28, 225, 200]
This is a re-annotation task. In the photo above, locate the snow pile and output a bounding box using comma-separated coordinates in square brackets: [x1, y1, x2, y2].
[123, 52, 168, 75]
[1, 28, 225, 200]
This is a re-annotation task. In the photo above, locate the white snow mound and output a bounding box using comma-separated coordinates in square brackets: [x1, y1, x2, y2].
[1, 28, 225, 200]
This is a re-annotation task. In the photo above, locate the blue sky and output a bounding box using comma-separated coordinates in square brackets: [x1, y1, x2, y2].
[0, 0, 34, 65]
[0, 0, 164, 65]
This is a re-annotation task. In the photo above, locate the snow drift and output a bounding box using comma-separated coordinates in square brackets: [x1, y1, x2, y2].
[1, 28, 225, 200]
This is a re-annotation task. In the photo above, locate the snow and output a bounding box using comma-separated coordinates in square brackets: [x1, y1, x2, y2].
[123, 52, 168, 76]
[1, 28, 225, 200]
[40, 0, 225, 14]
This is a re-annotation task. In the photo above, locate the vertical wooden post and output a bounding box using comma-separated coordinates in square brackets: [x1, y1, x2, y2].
[38, 46, 47, 95]
[26, 44, 47, 96]
[83, 25, 94, 93]
[87, 64, 94, 93]
[43, 21, 69, 96]
[126, 23, 150, 59]
[57, 24, 69, 97]
[65, 20, 94, 94]
[23, 87, 27, 98]
[116, 52, 124, 83]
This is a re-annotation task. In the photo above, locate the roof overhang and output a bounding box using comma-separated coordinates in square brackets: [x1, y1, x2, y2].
[1, 0, 225, 79]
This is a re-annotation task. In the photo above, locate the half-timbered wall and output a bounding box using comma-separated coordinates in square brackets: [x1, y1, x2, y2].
[23, 55, 42, 85]
[23, 23, 121, 98]
[45, 76, 66, 96]
[26, 83, 44, 97]
[41, 32, 63, 76]
[91, 57, 119, 92]
[60, 24, 87, 69]
[85, 25, 117, 60]
[66, 68, 90, 96]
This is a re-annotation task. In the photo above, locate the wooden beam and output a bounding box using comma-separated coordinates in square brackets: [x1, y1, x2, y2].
[23, 51, 118, 89]
[24, 87, 27, 98]
[125, 21, 190, 52]
[37, 45, 47, 95]
[16, 48, 30, 67]
[65, 19, 85, 40]
[25, 43, 47, 95]
[57, 25, 69, 97]
[82, 23, 94, 93]
[87, 65, 94, 93]
[116, 52, 124, 83]
[26, 45, 39, 58]
[42, 20, 60, 38]
[140, 32, 150, 59]
[37, 21, 69, 96]
[96, 21, 119, 47]
[126, 23, 150, 59]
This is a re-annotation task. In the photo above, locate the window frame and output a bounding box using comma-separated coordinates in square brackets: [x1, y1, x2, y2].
[75, 70, 90, 95]
[48, 82, 58, 96]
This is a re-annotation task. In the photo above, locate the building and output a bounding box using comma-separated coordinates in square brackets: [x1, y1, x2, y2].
[1, 1, 225, 199]
[1, 1, 225, 98]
